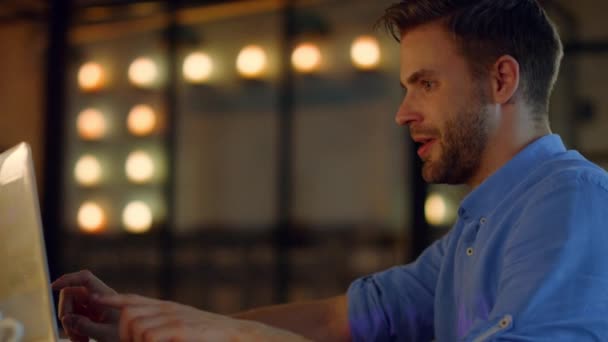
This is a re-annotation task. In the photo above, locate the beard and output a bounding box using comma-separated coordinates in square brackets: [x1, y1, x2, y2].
[421, 91, 491, 185]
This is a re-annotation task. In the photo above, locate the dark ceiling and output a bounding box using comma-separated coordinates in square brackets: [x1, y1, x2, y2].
[0, 0, 240, 23]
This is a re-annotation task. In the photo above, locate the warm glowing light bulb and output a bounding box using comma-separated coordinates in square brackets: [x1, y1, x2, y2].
[127, 104, 156, 136]
[128, 57, 158, 87]
[292, 43, 322, 73]
[77, 202, 106, 233]
[236, 45, 267, 78]
[74, 155, 102, 186]
[183, 52, 213, 83]
[125, 150, 154, 183]
[78, 62, 105, 91]
[425, 193, 448, 226]
[77, 108, 107, 140]
[122, 201, 153, 234]
[351, 36, 381, 70]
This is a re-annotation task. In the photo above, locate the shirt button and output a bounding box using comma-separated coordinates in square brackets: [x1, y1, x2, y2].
[479, 217, 487, 225]
[466, 247, 474, 256]
[499, 315, 512, 328]
[458, 208, 466, 217]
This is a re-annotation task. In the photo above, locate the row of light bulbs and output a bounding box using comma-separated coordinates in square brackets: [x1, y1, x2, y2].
[78, 200, 154, 234]
[75, 150, 157, 186]
[77, 190, 454, 234]
[77, 105, 157, 140]
[77, 191, 451, 232]
[78, 35, 382, 90]
[77, 191, 452, 234]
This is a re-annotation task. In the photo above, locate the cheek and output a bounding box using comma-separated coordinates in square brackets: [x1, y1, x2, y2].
[433, 111, 452, 139]
[428, 94, 455, 126]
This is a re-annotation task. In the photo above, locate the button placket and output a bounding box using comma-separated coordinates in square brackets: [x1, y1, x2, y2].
[464, 217, 483, 257]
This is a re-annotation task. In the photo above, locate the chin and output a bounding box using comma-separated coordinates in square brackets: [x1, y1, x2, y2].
[421, 163, 440, 184]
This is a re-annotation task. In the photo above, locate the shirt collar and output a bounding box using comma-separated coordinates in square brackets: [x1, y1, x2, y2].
[458, 134, 567, 221]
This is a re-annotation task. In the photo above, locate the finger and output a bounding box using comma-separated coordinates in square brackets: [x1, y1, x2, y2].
[94, 293, 163, 309]
[63, 313, 118, 342]
[58, 288, 81, 338]
[118, 305, 164, 342]
[58, 287, 88, 319]
[60, 316, 88, 342]
[60, 286, 118, 325]
[52, 270, 114, 295]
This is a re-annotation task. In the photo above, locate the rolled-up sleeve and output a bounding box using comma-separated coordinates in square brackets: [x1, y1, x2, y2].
[463, 174, 608, 341]
[347, 232, 450, 341]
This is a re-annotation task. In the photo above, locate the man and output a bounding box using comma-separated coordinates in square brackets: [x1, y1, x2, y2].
[53, 0, 608, 341]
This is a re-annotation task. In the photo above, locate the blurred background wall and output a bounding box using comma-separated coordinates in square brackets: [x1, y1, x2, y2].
[0, 0, 606, 314]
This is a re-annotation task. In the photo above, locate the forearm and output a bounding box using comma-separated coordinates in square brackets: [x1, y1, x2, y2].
[233, 295, 350, 342]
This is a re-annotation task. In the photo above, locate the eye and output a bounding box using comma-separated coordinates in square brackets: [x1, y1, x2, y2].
[421, 80, 436, 91]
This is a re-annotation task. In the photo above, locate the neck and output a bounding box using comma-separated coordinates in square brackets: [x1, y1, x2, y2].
[466, 107, 551, 189]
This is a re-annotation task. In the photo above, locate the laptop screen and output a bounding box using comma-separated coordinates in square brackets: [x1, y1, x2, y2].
[0, 143, 59, 341]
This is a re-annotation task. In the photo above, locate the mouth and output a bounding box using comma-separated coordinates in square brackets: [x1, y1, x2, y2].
[415, 138, 437, 159]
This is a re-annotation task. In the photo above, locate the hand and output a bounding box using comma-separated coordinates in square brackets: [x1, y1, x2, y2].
[51, 270, 120, 342]
[95, 294, 312, 342]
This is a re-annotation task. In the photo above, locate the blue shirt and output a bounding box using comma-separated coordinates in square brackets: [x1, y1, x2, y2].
[348, 134, 608, 341]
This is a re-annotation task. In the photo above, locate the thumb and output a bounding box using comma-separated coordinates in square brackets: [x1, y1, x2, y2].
[63, 314, 118, 342]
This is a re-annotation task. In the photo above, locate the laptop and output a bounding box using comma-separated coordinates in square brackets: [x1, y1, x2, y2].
[0, 142, 59, 341]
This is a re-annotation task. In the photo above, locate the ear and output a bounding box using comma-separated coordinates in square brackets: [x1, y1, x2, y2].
[490, 55, 520, 105]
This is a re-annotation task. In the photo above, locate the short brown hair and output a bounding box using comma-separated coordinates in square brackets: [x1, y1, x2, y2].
[378, 0, 563, 120]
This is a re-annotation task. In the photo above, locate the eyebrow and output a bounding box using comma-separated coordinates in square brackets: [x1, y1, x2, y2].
[400, 69, 438, 88]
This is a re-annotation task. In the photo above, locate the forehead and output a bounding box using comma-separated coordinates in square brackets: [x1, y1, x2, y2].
[399, 22, 470, 80]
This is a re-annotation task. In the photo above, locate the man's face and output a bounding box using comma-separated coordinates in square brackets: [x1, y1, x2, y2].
[395, 22, 492, 185]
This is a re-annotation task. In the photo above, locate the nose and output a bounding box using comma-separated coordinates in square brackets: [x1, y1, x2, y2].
[394, 96, 423, 127]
